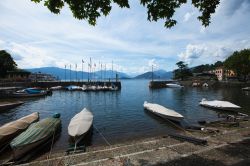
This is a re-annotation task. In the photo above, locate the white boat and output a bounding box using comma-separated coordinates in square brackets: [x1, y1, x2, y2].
[242, 87, 250, 91]
[68, 108, 93, 143]
[66, 85, 82, 91]
[143, 101, 184, 122]
[166, 83, 184, 88]
[199, 98, 241, 111]
[50, 86, 62, 90]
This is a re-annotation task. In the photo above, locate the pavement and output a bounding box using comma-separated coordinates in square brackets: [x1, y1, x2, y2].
[15, 120, 250, 166]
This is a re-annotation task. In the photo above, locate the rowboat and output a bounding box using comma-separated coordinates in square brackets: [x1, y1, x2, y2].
[166, 83, 184, 88]
[143, 101, 184, 122]
[0, 101, 24, 112]
[10, 114, 61, 160]
[0, 112, 39, 146]
[68, 108, 93, 144]
[199, 98, 241, 111]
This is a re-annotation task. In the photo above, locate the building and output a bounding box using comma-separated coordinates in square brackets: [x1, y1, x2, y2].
[209, 67, 236, 81]
[29, 72, 58, 82]
[6, 70, 31, 82]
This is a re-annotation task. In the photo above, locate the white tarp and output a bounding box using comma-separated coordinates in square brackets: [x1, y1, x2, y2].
[68, 108, 93, 137]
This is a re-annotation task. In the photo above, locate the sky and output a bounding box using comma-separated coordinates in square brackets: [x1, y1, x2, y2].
[0, 0, 250, 76]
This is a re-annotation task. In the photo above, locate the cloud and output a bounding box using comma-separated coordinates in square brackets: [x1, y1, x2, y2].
[179, 44, 207, 64]
[178, 43, 234, 66]
[183, 12, 195, 22]
[222, 0, 250, 16]
[0, 0, 250, 75]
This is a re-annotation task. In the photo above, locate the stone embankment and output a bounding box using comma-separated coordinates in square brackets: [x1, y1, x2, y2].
[16, 119, 250, 166]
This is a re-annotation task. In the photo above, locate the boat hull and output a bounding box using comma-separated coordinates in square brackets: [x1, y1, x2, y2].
[200, 104, 240, 112]
[144, 102, 184, 123]
[0, 101, 24, 112]
[147, 109, 183, 122]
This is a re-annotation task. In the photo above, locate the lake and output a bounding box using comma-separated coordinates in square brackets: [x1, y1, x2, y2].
[0, 80, 249, 152]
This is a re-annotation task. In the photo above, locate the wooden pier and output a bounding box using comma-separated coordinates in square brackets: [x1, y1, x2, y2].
[0, 81, 121, 89]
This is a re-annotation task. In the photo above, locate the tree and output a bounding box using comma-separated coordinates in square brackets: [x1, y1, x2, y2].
[174, 61, 192, 80]
[224, 49, 250, 82]
[31, 0, 220, 28]
[0, 50, 17, 78]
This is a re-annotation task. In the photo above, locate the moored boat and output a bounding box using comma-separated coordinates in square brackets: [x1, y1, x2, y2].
[242, 87, 250, 91]
[199, 98, 241, 111]
[11, 88, 50, 98]
[50, 86, 62, 90]
[166, 83, 184, 88]
[143, 101, 184, 122]
[65, 85, 83, 91]
[0, 112, 39, 147]
[10, 114, 61, 160]
[68, 108, 93, 144]
[0, 101, 24, 112]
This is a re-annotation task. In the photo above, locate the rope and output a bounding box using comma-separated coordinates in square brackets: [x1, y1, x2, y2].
[165, 118, 195, 137]
[47, 129, 56, 166]
[93, 125, 111, 146]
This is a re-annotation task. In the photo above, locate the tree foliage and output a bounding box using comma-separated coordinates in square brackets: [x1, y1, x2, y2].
[0, 50, 17, 78]
[31, 0, 220, 28]
[174, 61, 192, 80]
[224, 49, 250, 81]
[192, 61, 223, 73]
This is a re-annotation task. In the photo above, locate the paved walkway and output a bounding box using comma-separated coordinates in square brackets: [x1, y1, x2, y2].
[18, 120, 250, 166]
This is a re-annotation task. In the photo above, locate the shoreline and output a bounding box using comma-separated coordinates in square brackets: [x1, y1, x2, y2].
[2, 118, 250, 166]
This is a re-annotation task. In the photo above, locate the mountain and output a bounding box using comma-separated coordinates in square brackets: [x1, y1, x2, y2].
[26, 67, 131, 80]
[134, 70, 173, 79]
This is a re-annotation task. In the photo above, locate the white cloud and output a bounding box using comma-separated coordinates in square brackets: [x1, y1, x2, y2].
[183, 12, 195, 22]
[0, 0, 250, 75]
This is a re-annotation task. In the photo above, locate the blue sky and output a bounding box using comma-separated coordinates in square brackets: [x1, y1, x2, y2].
[0, 0, 250, 76]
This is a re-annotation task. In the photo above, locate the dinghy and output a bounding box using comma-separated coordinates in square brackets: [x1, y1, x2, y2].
[0, 112, 39, 146]
[10, 114, 61, 160]
[199, 98, 241, 111]
[68, 108, 93, 143]
[143, 101, 184, 122]
[0, 101, 24, 112]
[166, 83, 184, 88]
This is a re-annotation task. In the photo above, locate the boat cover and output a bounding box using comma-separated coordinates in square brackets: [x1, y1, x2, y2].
[10, 117, 61, 148]
[144, 101, 184, 118]
[68, 108, 93, 137]
[0, 112, 39, 143]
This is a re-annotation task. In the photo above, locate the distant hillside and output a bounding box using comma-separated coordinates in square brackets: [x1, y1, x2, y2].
[134, 70, 173, 79]
[26, 67, 130, 80]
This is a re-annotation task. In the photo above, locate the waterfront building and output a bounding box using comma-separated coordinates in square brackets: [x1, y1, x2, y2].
[209, 67, 236, 81]
[29, 72, 58, 82]
[5, 70, 31, 82]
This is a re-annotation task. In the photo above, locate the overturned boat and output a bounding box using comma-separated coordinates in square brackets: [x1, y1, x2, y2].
[10, 114, 61, 160]
[143, 101, 184, 122]
[199, 98, 241, 111]
[68, 108, 93, 144]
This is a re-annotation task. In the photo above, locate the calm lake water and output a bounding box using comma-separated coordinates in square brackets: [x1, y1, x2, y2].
[0, 80, 250, 152]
